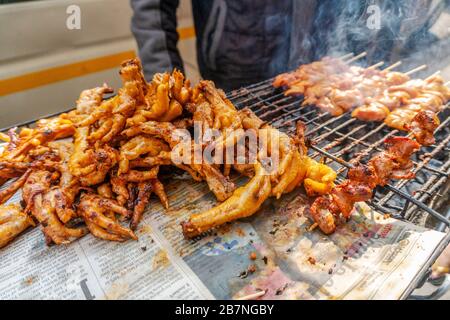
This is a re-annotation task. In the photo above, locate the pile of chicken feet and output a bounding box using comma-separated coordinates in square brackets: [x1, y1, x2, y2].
[0, 58, 338, 247]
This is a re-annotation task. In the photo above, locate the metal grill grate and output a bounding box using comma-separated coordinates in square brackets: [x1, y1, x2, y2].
[225, 78, 450, 295]
[1, 71, 450, 296]
[1, 77, 449, 230]
[226, 79, 450, 231]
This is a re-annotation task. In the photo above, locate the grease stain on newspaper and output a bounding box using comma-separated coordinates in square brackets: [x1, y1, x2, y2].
[104, 282, 130, 300]
[152, 249, 170, 270]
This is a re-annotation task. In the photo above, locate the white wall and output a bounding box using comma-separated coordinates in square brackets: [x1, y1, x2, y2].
[0, 0, 199, 128]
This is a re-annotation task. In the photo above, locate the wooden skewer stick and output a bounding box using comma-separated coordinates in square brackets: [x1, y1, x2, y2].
[236, 290, 266, 300]
[338, 53, 354, 60]
[383, 60, 402, 71]
[425, 70, 440, 81]
[344, 52, 367, 64]
[368, 61, 385, 69]
[308, 223, 319, 232]
[404, 64, 427, 76]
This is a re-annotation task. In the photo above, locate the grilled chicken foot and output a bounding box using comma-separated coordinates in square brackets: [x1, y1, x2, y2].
[0, 169, 31, 205]
[181, 162, 271, 238]
[23, 170, 87, 245]
[0, 204, 35, 248]
[78, 193, 137, 242]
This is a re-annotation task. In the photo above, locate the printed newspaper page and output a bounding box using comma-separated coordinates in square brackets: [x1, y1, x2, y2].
[0, 187, 213, 300]
[141, 175, 446, 300]
[0, 169, 446, 300]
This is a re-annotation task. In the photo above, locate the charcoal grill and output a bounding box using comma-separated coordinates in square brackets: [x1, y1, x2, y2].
[225, 73, 450, 299]
[1, 59, 449, 299]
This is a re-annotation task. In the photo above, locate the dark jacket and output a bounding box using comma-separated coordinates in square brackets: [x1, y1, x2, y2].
[131, 0, 445, 91]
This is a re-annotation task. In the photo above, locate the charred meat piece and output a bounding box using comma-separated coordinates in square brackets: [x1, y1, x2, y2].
[311, 136, 420, 234]
[407, 110, 440, 146]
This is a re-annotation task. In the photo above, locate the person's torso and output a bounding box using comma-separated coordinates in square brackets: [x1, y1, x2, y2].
[191, 0, 442, 91]
[192, 0, 296, 89]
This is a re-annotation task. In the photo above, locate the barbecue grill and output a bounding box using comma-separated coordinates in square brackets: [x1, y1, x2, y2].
[1, 57, 449, 299]
[225, 67, 450, 299]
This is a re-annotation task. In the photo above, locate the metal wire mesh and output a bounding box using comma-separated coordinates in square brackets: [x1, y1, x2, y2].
[1, 71, 450, 294]
[1, 75, 449, 231]
[226, 79, 450, 231]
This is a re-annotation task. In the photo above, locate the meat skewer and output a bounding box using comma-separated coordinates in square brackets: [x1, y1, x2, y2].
[274, 57, 416, 117]
[275, 56, 448, 147]
[310, 136, 421, 234]
[381, 74, 449, 142]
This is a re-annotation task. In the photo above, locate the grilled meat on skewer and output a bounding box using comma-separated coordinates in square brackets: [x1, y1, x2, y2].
[310, 137, 420, 234]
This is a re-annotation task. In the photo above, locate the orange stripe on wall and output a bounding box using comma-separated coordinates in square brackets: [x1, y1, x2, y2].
[178, 26, 196, 40]
[0, 51, 136, 97]
[0, 26, 197, 97]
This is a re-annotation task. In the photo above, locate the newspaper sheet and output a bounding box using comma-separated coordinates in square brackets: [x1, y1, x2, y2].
[0, 171, 446, 300]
